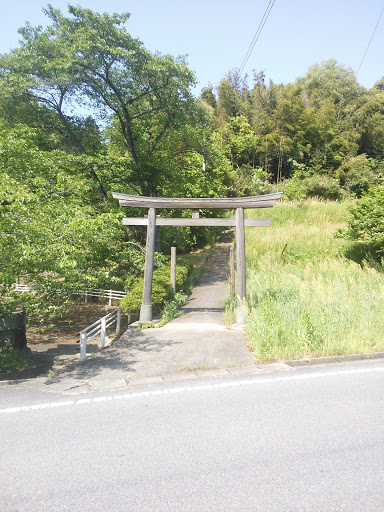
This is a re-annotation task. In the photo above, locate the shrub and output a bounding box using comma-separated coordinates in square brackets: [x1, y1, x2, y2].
[157, 292, 189, 327]
[121, 278, 144, 313]
[335, 154, 380, 197]
[231, 165, 275, 196]
[150, 282, 173, 314]
[0, 344, 35, 375]
[282, 174, 342, 201]
[121, 261, 193, 315]
[161, 225, 220, 253]
[341, 185, 384, 263]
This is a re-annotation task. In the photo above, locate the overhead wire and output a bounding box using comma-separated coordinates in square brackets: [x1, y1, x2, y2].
[239, 0, 276, 75]
[356, 6, 384, 77]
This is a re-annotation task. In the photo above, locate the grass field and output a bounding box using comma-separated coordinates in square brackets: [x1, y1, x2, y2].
[240, 200, 384, 362]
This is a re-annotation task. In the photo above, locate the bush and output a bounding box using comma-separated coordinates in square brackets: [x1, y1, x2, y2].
[0, 344, 35, 375]
[335, 154, 380, 198]
[231, 165, 275, 196]
[121, 278, 144, 313]
[341, 185, 384, 263]
[161, 225, 220, 253]
[175, 261, 193, 289]
[157, 292, 189, 327]
[121, 279, 173, 315]
[121, 261, 193, 315]
[282, 174, 343, 201]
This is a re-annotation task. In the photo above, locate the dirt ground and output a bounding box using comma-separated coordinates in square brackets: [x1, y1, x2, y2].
[27, 303, 122, 346]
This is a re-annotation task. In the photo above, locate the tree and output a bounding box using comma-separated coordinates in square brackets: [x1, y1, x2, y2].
[358, 87, 384, 158]
[215, 70, 250, 124]
[0, 123, 140, 321]
[0, 5, 198, 197]
[297, 59, 362, 115]
[200, 85, 217, 109]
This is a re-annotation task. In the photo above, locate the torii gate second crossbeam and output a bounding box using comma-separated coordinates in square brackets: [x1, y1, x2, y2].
[112, 192, 282, 326]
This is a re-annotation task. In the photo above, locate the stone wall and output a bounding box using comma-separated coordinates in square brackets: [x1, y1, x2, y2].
[0, 308, 27, 349]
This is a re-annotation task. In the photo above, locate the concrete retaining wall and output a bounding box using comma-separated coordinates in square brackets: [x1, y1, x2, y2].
[0, 308, 27, 349]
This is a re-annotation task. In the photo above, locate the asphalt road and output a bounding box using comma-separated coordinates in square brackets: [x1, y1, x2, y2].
[1, 360, 383, 511]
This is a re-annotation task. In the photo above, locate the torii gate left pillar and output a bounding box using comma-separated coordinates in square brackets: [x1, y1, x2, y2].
[140, 207, 156, 322]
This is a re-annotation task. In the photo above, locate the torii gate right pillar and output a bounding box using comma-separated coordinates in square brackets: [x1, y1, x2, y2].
[236, 208, 247, 326]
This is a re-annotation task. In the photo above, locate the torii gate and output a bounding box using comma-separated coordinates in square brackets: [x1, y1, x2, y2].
[112, 192, 282, 326]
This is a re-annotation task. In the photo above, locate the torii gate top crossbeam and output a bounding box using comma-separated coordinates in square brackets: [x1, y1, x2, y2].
[112, 192, 282, 209]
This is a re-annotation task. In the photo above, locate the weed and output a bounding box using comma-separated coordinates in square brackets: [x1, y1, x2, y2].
[0, 345, 35, 375]
[157, 293, 188, 327]
[178, 362, 213, 372]
[232, 200, 384, 361]
[223, 296, 236, 325]
[137, 322, 154, 330]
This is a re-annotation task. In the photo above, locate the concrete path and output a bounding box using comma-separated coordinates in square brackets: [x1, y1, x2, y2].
[24, 231, 255, 392]
[116, 230, 254, 378]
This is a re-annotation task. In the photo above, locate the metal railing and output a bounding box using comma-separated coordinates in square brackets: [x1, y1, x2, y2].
[12, 284, 33, 292]
[5, 284, 127, 305]
[80, 307, 122, 361]
[83, 288, 127, 306]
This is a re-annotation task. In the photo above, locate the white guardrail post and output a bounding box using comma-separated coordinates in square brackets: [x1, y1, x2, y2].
[80, 332, 87, 361]
[116, 308, 121, 335]
[100, 316, 106, 348]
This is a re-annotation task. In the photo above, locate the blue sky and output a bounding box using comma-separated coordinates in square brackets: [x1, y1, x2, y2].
[1, 0, 383, 92]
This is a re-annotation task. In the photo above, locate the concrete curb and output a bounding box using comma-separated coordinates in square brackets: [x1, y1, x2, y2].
[283, 351, 384, 367]
[122, 352, 384, 388]
[2, 351, 384, 389]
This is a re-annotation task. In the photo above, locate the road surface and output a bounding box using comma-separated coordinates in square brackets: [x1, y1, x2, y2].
[1, 359, 383, 511]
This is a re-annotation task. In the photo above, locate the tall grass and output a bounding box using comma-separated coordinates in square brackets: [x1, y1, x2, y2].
[243, 200, 384, 361]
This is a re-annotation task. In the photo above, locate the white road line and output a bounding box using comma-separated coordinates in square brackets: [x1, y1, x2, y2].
[1, 366, 383, 415]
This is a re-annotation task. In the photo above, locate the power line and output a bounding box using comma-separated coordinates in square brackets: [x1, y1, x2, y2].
[356, 6, 384, 77]
[239, 0, 276, 75]
[239, 0, 275, 75]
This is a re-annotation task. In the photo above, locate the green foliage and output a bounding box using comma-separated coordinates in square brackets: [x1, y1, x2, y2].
[0, 4, 202, 197]
[247, 259, 384, 361]
[341, 185, 384, 263]
[0, 123, 139, 322]
[157, 292, 189, 327]
[2, 3, 384, 333]
[161, 224, 221, 253]
[282, 174, 343, 201]
[120, 280, 144, 314]
[204, 59, 384, 185]
[247, 200, 348, 264]
[175, 265, 191, 291]
[121, 261, 193, 314]
[231, 165, 276, 196]
[121, 278, 172, 315]
[0, 345, 35, 375]
[335, 154, 381, 197]
[149, 282, 173, 314]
